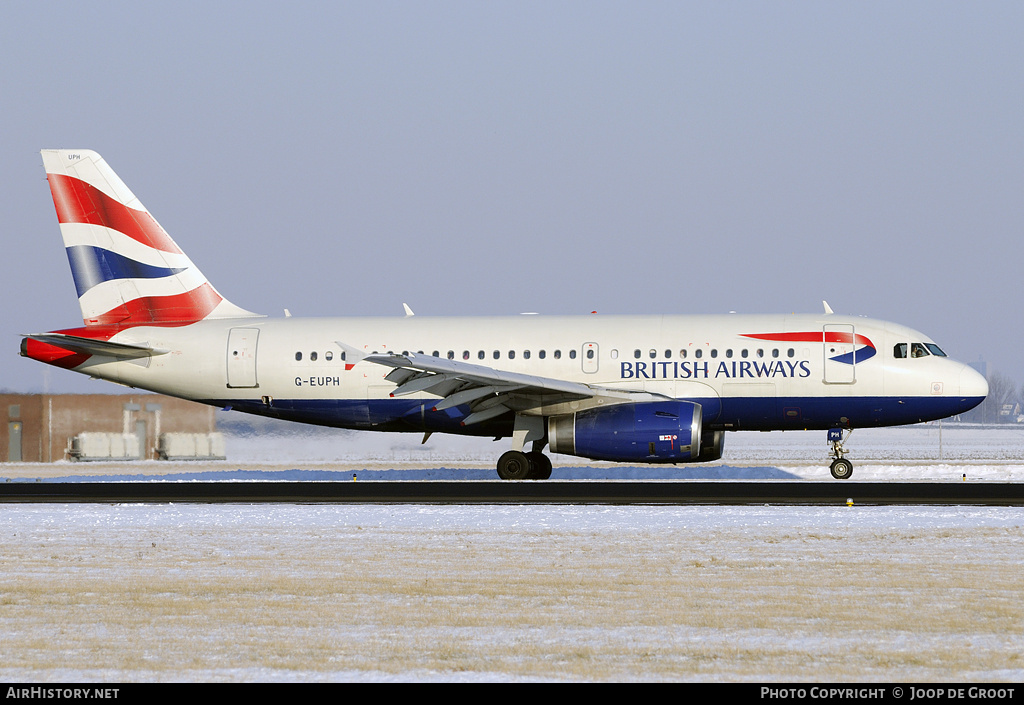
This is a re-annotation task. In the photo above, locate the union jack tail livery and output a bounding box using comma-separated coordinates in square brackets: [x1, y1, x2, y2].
[41, 149, 257, 327]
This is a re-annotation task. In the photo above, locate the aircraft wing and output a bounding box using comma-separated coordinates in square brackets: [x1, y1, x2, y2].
[352, 348, 666, 425]
[21, 333, 168, 360]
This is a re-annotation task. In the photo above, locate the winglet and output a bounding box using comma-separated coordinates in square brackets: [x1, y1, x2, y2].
[403, 303, 415, 317]
[823, 300, 834, 315]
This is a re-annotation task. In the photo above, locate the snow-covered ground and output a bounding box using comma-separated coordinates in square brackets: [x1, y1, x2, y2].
[1, 424, 1021, 682]
[0, 503, 1021, 682]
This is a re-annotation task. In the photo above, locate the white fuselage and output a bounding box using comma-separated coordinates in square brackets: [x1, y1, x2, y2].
[70, 312, 987, 437]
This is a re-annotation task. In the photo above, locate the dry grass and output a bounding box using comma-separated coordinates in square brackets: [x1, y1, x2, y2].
[0, 515, 1022, 681]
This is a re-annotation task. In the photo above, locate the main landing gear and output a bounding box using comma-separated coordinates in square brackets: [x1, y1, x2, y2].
[497, 449, 552, 480]
[497, 416, 552, 480]
[828, 428, 853, 480]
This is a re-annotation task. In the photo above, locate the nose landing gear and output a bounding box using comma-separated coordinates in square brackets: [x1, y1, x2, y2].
[828, 428, 854, 479]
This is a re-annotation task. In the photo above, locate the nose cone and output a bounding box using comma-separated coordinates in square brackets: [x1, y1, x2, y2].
[959, 364, 989, 401]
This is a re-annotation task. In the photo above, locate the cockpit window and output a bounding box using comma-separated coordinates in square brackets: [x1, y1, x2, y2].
[896, 342, 947, 359]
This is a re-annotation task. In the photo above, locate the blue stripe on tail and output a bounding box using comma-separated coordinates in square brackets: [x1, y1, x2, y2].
[66, 246, 186, 297]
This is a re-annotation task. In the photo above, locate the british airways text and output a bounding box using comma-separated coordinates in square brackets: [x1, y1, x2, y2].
[620, 360, 812, 380]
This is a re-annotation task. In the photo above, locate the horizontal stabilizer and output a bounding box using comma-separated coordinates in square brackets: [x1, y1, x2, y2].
[21, 333, 167, 360]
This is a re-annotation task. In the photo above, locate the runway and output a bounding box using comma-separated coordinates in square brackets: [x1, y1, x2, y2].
[2, 479, 1023, 505]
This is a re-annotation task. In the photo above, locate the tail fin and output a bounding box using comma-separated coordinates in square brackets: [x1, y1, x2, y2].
[41, 149, 259, 327]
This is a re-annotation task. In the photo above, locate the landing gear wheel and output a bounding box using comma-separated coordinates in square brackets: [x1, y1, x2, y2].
[827, 428, 854, 480]
[497, 450, 533, 480]
[830, 457, 853, 480]
[525, 451, 552, 480]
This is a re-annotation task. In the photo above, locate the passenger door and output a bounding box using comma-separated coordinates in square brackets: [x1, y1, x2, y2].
[226, 327, 260, 388]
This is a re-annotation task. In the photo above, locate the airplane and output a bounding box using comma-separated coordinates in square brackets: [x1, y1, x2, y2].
[21, 149, 988, 479]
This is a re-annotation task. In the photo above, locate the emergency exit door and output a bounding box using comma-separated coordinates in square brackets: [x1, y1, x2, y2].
[582, 343, 599, 374]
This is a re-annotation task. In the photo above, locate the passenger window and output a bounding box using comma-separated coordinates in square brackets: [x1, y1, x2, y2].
[695, 349, 702, 359]
[508, 350, 515, 359]
[310, 351, 318, 361]
[634, 349, 641, 359]
[648, 349, 656, 359]
[524, 350, 531, 359]
[478, 350, 485, 360]
[493, 350, 500, 360]
[772, 349, 779, 359]
[295, 352, 302, 361]
[756, 349, 764, 358]
[679, 349, 687, 359]
[569, 350, 577, 359]
[554, 350, 561, 359]
[894, 343, 907, 359]
[710, 349, 718, 359]
[447, 351, 454, 359]
[586, 349, 595, 359]
[463, 351, 470, 360]
[539, 350, 546, 359]
[325, 351, 333, 361]
[787, 348, 795, 358]
[725, 349, 733, 358]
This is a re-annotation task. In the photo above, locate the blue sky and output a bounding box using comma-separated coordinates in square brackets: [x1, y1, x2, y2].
[2, 1, 1021, 393]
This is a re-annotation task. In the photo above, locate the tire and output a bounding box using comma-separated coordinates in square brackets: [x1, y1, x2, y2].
[830, 458, 854, 480]
[525, 451, 552, 480]
[497, 450, 533, 480]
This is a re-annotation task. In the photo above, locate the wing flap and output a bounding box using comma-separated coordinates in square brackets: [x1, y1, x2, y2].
[433, 384, 521, 411]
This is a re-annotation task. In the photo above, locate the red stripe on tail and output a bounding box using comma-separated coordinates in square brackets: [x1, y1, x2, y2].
[47, 173, 182, 254]
[86, 282, 223, 326]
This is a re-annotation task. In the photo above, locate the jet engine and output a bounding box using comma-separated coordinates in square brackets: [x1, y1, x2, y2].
[548, 401, 702, 463]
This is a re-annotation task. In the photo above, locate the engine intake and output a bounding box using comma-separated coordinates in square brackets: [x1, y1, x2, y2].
[548, 401, 702, 463]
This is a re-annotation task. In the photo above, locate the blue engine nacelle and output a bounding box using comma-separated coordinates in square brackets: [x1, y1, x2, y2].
[547, 401, 703, 463]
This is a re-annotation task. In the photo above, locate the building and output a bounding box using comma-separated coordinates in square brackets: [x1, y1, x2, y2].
[3, 394, 220, 462]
